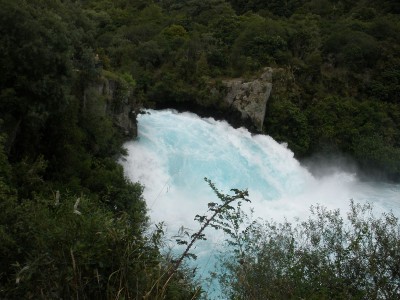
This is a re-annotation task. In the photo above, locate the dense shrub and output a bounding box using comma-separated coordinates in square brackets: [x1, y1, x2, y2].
[217, 201, 400, 299]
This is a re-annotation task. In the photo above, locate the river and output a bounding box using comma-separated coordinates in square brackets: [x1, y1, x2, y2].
[120, 109, 400, 297]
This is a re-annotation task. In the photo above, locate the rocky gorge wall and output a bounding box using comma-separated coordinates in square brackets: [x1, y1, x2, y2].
[222, 67, 273, 131]
[83, 75, 139, 138]
[154, 67, 274, 133]
[84, 68, 274, 138]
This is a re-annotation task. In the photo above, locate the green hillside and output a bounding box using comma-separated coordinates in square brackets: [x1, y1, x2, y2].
[1, 0, 399, 298]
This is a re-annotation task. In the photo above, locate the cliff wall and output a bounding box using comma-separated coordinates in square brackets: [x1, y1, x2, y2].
[222, 67, 273, 131]
[83, 75, 139, 138]
[153, 67, 274, 133]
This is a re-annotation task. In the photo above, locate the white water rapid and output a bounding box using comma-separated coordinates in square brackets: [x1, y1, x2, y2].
[121, 109, 400, 297]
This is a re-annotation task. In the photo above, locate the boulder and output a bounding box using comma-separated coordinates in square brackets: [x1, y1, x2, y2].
[223, 67, 273, 131]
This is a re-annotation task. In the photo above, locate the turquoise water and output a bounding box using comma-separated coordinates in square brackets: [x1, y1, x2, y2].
[121, 109, 400, 298]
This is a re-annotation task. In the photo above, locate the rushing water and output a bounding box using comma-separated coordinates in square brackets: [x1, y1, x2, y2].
[121, 109, 400, 297]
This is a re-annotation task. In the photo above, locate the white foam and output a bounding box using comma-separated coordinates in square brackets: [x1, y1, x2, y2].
[120, 109, 400, 297]
[122, 109, 400, 226]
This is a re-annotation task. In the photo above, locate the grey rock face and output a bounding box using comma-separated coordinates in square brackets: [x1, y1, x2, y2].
[84, 78, 138, 138]
[223, 67, 273, 131]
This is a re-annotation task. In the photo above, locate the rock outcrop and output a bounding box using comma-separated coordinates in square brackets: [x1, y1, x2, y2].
[222, 67, 273, 131]
[83, 75, 139, 138]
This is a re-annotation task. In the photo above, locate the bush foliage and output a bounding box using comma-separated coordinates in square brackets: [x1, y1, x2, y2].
[217, 200, 400, 299]
[1, 0, 400, 298]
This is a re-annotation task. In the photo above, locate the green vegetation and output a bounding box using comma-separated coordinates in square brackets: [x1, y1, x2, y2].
[64, 0, 400, 179]
[0, 0, 200, 298]
[216, 200, 400, 299]
[1, 0, 400, 298]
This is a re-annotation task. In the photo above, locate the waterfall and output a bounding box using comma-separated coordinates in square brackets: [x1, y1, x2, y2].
[122, 109, 399, 223]
[120, 109, 400, 297]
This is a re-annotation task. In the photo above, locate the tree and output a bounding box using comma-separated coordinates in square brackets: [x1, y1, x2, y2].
[323, 29, 380, 70]
[227, 0, 305, 17]
[0, 0, 73, 158]
[264, 98, 310, 156]
[231, 16, 288, 73]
